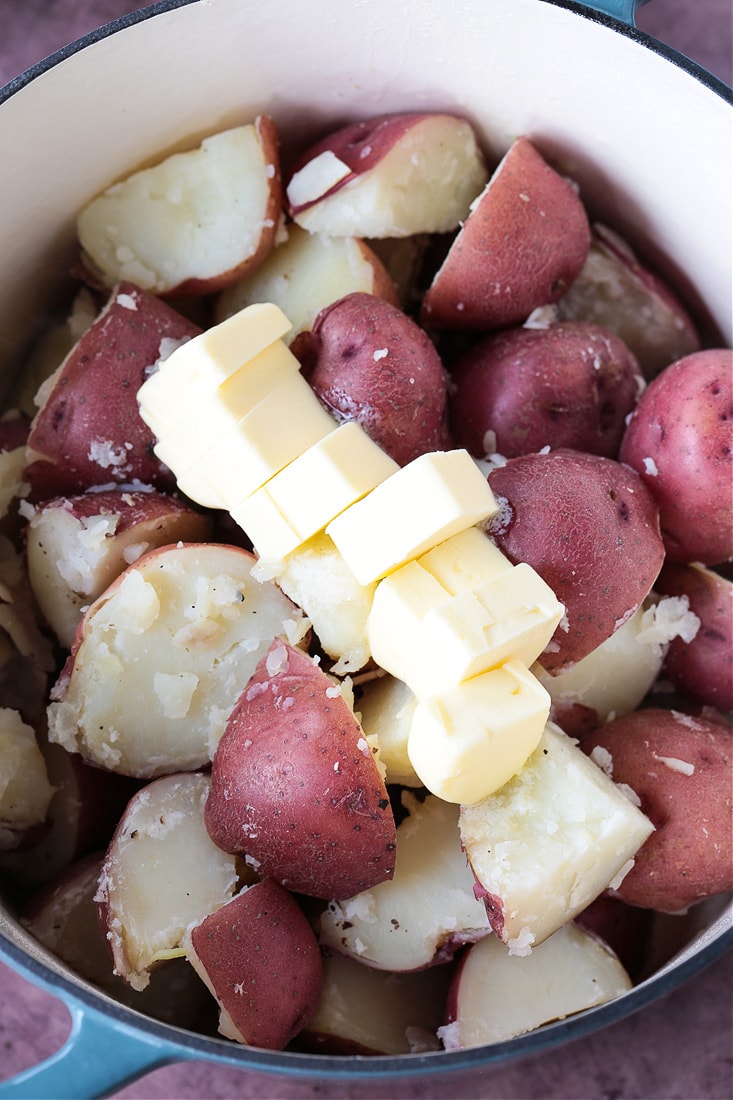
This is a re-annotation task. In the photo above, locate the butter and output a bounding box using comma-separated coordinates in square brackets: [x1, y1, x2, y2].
[138, 302, 292, 437]
[368, 529, 563, 696]
[407, 660, 550, 804]
[231, 421, 399, 561]
[169, 372, 336, 510]
[326, 450, 499, 586]
[151, 340, 301, 468]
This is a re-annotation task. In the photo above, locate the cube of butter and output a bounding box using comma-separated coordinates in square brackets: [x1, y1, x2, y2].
[407, 659, 550, 804]
[326, 450, 499, 586]
[231, 421, 399, 561]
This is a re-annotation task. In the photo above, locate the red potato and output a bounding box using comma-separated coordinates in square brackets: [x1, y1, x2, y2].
[318, 792, 492, 972]
[295, 292, 450, 466]
[581, 709, 733, 912]
[297, 952, 449, 1055]
[215, 225, 400, 340]
[532, 594, 700, 738]
[441, 921, 631, 1050]
[485, 449, 665, 672]
[0, 708, 54, 853]
[205, 640, 396, 900]
[24, 283, 201, 501]
[47, 542, 308, 778]
[22, 852, 212, 1029]
[654, 563, 733, 711]
[96, 772, 240, 991]
[619, 348, 733, 565]
[286, 112, 489, 238]
[77, 119, 283, 297]
[26, 489, 211, 648]
[187, 878, 323, 1050]
[421, 137, 590, 331]
[460, 723, 653, 953]
[557, 223, 701, 380]
[448, 321, 644, 459]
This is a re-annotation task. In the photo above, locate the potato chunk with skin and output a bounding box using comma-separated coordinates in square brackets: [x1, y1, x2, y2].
[287, 112, 489, 238]
[26, 489, 211, 648]
[47, 543, 308, 778]
[319, 792, 492, 972]
[581, 709, 733, 912]
[96, 772, 240, 991]
[77, 120, 283, 297]
[441, 922, 632, 1050]
[187, 879, 323, 1050]
[459, 723, 654, 954]
[205, 640, 396, 900]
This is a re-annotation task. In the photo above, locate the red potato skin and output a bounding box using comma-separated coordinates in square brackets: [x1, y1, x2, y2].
[448, 321, 644, 459]
[205, 640, 396, 900]
[654, 563, 733, 712]
[619, 349, 733, 565]
[421, 137, 590, 331]
[296, 291, 451, 465]
[287, 112, 471, 215]
[485, 449, 665, 672]
[581, 709, 733, 912]
[191, 878, 323, 1050]
[24, 282, 201, 501]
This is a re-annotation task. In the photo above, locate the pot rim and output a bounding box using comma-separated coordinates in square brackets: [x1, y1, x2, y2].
[1, 0, 731, 109]
[1, 907, 731, 1077]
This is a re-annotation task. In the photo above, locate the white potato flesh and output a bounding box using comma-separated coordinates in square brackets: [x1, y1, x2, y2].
[303, 952, 448, 1055]
[47, 543, 308, 777]
[319, 792, 491, 972]
[266, 532, 375, 675]
[96, 772, 239, 991]
[459, 723, 654, 954]
[533, 595, 700, 724]
[215, 225, 395, 340]
[77, 123, 279, 295]
[442, 922, 631, 1050]
[0, 708, 54, 849]
[289, 116, 488, 238]
[26, 493, 209, 648]
[357, 674, 421, 787]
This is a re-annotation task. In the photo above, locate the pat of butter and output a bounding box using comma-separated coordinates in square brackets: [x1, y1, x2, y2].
[138, 302, 292, 437]
[175, 372, 336, 511]
[407, 659, 550, 805]
[368, 529, 564, 696]
[231, 421, 399, 561]
[326, 450, 499, 586]
[152, 340, 300, 472]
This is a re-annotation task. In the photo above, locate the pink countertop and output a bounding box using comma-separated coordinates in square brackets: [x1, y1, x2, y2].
[0, 2, 731, 1098]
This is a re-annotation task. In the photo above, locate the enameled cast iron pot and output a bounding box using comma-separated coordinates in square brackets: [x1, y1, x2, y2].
[0, 1, 730, 1095]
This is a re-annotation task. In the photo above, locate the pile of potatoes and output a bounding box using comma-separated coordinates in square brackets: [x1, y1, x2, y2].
[0, 110, 730, 1054]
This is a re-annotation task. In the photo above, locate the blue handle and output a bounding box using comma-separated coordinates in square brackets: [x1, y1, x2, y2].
[578, 0, 650, 25]
[0, 995, 181, 1099]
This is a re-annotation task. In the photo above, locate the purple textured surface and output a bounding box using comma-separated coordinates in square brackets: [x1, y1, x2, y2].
[0, 2, 731, 1098]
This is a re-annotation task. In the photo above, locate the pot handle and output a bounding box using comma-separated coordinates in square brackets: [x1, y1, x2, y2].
[0, 995, 183, 1100]
[578, 0, 650, 25]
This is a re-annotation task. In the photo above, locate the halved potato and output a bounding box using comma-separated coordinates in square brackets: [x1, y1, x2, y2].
[77, 119, 283, 297]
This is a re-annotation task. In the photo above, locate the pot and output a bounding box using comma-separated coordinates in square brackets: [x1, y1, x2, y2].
[0, 1, 730, 1097]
